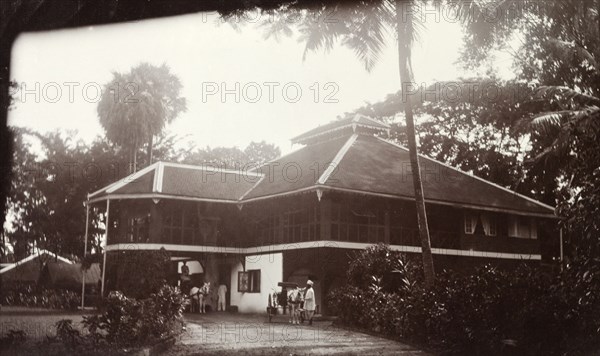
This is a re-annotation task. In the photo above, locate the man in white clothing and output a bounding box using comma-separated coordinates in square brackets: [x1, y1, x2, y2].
[217, 284, 227, 311]
[304, 280, 316, 325]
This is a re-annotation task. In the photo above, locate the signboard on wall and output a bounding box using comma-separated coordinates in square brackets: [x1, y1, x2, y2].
[238, 271, 249, 292]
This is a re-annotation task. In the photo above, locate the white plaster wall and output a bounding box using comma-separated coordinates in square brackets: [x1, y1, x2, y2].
[230, 252, 282, 313]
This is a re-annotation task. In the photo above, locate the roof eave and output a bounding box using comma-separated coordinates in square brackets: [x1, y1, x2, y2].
[375, 137, 556, 213]
[239, 185, 557, 218]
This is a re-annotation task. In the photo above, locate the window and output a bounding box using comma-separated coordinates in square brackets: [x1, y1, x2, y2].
[163, 208, 182, 243]
[508, 216, 537, 239]
[127, 215, 149, 242]
[238, 270, 260, 293]
[481, 213, 497, 237]
[464, 212, 475, 234]
[283, 210, 308, 243]
[464, 211, 497, 237]
[162, 206, 220, 245]
[182, 209, 195, 244]
[489, 217, 497, 236]
[331, 203, 384, 242]
[258, 215, 279, 244]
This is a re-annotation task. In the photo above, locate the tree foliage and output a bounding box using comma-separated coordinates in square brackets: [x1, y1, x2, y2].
[454, 0, 600, 260]
[97, 63, 187, 171]
[2, 127, 281, 261]
[179, 140, 280, 169]
[3, 128, 123, 260]
[353, 78, 564, 206]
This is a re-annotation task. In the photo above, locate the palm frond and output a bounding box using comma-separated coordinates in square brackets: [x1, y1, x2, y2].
[298, 2, 396, 72]
[523, 110, 576, 134]
[298, 5, 350, 61]
[341, 3, 391, 72]
[259, 9, 296, 41]
[535, 86, 600, 107]
[546, 38, 598, 72]
[523, 105, 600, 163]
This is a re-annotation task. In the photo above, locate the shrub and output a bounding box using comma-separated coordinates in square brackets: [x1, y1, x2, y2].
[327, 244, 420, 334]
[0, 283, 80, 310]
[328, 244, 600, 355]
[55, 319, 84, 350]
[81, 284, 188, 348]
[345, 243, 413, 290]
[144, 283, 189, 338]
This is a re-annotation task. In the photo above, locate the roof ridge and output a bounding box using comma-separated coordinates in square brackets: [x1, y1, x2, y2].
[238, 174, 266, 201]
[375, 136, 555, 213]
[161, 161, 264, 177]
[356, 114, 390, 128]
[317, 134, 358, 185]
[88, 162, 160, 199]
[153, 162, 164, 193]
[251, 135, 350, 173]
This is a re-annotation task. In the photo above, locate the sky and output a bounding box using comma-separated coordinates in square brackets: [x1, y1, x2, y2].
[8, 10, 510, 155]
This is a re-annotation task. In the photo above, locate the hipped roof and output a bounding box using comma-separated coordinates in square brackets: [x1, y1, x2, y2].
[88, 119, 555, 217]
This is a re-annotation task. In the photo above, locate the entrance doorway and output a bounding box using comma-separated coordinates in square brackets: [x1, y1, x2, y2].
[173, 258, 205, 294]
[218, 263, 230, 309]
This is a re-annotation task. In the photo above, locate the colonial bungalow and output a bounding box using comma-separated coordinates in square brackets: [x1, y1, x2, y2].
[85, 114, 558, 314]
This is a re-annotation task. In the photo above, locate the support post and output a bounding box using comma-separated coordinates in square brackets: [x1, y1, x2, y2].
[81, 200, 90, 309]
[559, 227, 564, 272]
[101, 199, 110, 297]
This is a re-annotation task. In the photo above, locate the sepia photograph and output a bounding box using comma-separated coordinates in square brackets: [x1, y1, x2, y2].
[1, 1, 599, 355]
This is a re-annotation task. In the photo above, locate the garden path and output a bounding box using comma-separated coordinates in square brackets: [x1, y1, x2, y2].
[168, 312, 429, 355]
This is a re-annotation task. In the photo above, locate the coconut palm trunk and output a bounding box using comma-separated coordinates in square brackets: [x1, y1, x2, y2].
[132, 136, 138, 173]
[256, 0, 436, 285]
[395, 0, 434, 286]
[147, 134, 154, 165]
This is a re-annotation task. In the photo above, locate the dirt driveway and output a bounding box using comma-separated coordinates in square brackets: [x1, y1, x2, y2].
[169, 313, 429, 355]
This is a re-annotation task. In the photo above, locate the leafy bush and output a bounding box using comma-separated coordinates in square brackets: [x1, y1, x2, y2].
[144, 283, 189, 337]
[0, 283, 80, 310]
[328, 244, 600, 355]
[55, 319, 84, 350]
[81, 284, 188, 348]
[107, 248, 171, 299]
[345, 243, 412, 289]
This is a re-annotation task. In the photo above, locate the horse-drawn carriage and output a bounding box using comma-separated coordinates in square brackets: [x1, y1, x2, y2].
[267, 282, 306, 323]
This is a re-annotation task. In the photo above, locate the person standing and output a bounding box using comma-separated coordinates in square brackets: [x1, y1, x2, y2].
[288, 286, 303, 324]
[180, 261, 191, 293]
[304, 280, 316, 325]
[217, 284, 227, 311]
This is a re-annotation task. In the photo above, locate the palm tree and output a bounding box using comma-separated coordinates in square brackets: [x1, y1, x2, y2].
[97, 63, 186, 172]
[259, 0, 436, 285]
[523, 86, 600, 163]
